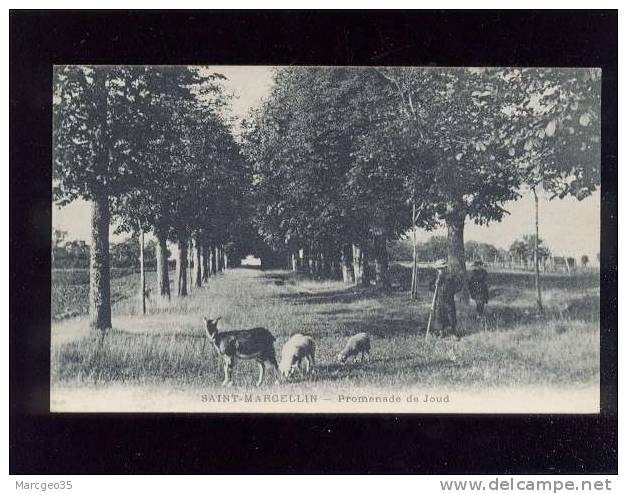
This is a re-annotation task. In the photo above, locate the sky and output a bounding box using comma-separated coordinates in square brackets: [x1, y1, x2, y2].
[52, 66, 601, 260]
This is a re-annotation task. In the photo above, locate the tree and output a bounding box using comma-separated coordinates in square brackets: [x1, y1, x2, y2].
[502, 68, 601, 312]
[110, 236, 156, 269]
[51, 228, 68, 267]
[373, 68, 521, 300]
[581, 254, 590, 270]
[243, 68, 356, 281]
[388, 239, 414, 261]
[54, 66, 145, 330]
[111, 67, 237, 301]
[509, 235, 550, 270]
[171, 96, 249, 294]
[350, 72, 438, 290]
[465, 241, 498, 263]
[497, 248, 509, 267]
[53, 239, 91, 268]
[110, 67, 204, 300]
[244, 67, 435, 288]
[52, 228, 67, 248]
[509, 239, 530, 268]
[377, 67, 599, 307]
[419, 236, 449, 262]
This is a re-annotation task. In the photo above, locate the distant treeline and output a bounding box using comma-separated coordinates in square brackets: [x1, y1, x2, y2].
[390, 236, 516, 263]
[390, 235, 597, 272]
[52, 233, 174, 270]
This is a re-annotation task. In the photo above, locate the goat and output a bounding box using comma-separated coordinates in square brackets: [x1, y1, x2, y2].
[203, 317, 278, 387]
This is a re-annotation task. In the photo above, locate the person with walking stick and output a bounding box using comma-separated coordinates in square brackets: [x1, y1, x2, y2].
[427, 259, 462, 340]
[468, 260, 489, 316]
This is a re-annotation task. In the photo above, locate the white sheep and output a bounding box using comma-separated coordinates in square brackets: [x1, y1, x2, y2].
[279, 334, 316, 378]
[338, 332, 371, 363]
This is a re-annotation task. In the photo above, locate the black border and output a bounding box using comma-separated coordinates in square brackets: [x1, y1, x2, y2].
[10, 10, 618, 474]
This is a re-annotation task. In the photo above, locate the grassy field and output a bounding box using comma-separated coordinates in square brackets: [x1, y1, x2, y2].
[50, 265, 600, 412]
[52, 267, 144, 319]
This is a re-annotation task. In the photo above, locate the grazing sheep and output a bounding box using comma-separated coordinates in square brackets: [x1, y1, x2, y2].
[279, 334, 316, 378]
[338, 332, 371, 363]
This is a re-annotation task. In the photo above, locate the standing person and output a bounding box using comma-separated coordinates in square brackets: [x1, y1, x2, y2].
[468, 260, 489, 316]
[429, 259, 462, 339]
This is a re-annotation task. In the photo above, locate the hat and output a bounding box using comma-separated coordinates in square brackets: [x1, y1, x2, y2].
[433, 259, 448, 269]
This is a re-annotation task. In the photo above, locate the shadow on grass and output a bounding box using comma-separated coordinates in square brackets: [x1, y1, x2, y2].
[276, 287, 382, 305]
[259, 271, 299, 282]
[340, 318, 426, 338]
[458, 292, 600, 336]
[284, 355, 458, 384]
[457, 305, 542, 336]
[260, 274, 292, 287]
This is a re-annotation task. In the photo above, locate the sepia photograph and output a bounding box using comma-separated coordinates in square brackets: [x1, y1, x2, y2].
[49, 65, 602, 413]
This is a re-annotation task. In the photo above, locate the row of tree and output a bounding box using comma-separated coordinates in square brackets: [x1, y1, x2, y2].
[54, 66, 252, 328]
[53, 66, 600, 329]
[242, 67, 600, 307]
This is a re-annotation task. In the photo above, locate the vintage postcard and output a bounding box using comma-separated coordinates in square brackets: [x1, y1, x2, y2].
[51, 65, 601, 413]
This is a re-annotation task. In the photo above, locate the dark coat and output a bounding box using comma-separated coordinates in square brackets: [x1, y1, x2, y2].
[468, 267, 489, 303]
[430, 271, 461, 331]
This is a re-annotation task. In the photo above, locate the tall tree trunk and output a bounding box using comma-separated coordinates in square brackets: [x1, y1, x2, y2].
[139, 226, 146, 315]
[333, 252, 342, 279]
[223, 248, 229, 270]
[411, 202, 418, 300]
[188, 238, 194, 290]
[302, 248, 310, 275]
[177, 236, 188, 296]
[317, 252, 324, 278]
[340, 244, 354, 284]
[155, 226, 170, 299]
[297, 249, 304, 271]
[210, 244, 217, 275]
[215, 246, 221, 272]
[373, 233, 391, 289]
[307, 247, 315, 276]
[89, 194, 112, 330]
[446, 208, 469, 303]
[202, 243, 209, 282]
[291, 252, 298, 271]
[328, 249, 339, 279]
[188, 239, 194, 287]
[328, 252, 338, 279]
[311, 252, 319, 278]
[195, 238, 202, 288]
[320, 251, 329, 278]
[352, 243, 366, 286]
[362, 246, 371, 286]
[532, 187, 544, 314]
